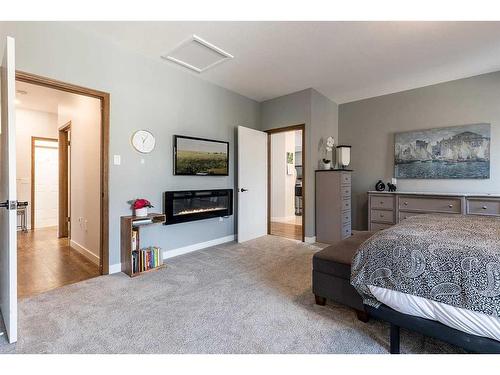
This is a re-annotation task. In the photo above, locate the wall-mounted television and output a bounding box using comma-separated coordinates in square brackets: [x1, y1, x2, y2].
[173, 135, 229, 176]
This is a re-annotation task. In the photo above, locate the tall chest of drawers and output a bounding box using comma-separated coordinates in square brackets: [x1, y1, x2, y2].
[315, 170, 352, 244]
[368, 191, 500, 231]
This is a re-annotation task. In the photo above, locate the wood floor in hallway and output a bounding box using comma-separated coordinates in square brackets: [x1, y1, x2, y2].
[270, 221, 302, 241]
[17, 227, 100, 299]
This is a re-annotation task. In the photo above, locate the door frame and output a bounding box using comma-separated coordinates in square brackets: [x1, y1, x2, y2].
[265, 124, 305, 242]
[30, 136, 58, 231]
[58, 121, 71, 239]
[16, 70, 110, 275]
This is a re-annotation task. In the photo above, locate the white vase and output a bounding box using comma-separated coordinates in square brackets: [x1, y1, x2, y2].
[135, 207, 148, 217]
[322, 162, 331, 170]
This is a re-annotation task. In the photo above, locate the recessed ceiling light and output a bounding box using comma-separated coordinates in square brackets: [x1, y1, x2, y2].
[15, 99, 21, 105]
[161, 35, 233, 73]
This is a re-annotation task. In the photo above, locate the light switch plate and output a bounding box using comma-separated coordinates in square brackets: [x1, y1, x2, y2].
[113, 155, 121, 165]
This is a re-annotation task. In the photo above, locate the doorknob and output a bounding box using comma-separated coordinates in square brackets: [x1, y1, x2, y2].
[0, 200, 16, 210]
[240, 188, 248, 192]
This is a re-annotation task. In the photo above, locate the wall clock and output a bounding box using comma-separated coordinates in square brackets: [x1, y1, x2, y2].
[131, 130, 156, 154]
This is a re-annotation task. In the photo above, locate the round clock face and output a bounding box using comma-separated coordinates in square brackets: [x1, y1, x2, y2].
[131, 130, 155, 154]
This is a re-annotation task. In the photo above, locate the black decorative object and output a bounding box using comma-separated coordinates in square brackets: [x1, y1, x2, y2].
[387, 182, 397, 192]
[375, 180, 385, 192]
[163, 189, 233, 225]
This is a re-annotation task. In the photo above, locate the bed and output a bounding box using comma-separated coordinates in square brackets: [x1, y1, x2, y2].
[351, 214, 500, 353]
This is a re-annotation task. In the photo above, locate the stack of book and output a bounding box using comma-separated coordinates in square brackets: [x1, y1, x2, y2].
[132, 246, 162, 274]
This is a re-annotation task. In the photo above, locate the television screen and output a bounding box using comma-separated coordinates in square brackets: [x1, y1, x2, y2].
[174, 135, 229, 176]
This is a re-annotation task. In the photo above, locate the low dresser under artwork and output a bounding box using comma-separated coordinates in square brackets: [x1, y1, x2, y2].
[394, 123, 491, 179]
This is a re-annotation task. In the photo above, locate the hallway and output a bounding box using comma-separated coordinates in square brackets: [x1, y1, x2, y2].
[17, 227, 100, 299]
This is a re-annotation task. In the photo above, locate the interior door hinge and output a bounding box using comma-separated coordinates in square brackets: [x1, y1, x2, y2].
[67, 217, 71, 222]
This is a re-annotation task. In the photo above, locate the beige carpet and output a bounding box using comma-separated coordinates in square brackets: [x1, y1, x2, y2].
[0, 235, 462, 354]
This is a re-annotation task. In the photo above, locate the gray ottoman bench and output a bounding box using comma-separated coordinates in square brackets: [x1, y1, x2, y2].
[312, 231, 374, 322]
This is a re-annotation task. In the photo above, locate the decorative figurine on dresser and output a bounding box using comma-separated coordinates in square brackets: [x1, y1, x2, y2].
[315, 169, 352, 244]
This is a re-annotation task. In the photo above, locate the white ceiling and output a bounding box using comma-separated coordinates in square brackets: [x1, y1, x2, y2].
[15, 81, 84, 114]
[69, 21, 500, 103]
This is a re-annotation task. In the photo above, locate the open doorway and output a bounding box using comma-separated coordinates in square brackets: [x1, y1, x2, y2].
[15, 75, 108, 298]
[267, 124, 305, 241]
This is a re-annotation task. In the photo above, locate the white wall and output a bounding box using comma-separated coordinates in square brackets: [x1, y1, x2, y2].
[58, 95, 101, 262]
[270, 131, 296, 221]
[15, 108, 58, 230]
[0, 22, 260, 269]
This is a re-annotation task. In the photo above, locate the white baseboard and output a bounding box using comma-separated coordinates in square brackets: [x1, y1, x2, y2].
[304, 236, 316, 244]
[162, 235, 236, 260]
[109, 263, 122, 274]
[107, 235, 236, 274]
[70, 239, 100, 265]
[270, 215, 297, 222]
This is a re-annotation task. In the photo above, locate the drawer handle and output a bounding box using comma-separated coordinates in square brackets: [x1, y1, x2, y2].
[448, 204, 453, 208]
[404, 201, 408, 206]
[483, 205, 488, 210]
[380, 201, 384, 205]
[380, 214, 384, 218]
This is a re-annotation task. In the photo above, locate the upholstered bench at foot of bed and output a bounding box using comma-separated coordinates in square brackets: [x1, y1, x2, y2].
[312, 231, 374, 322]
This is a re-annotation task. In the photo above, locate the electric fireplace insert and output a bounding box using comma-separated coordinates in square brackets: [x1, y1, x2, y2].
[163, 189, 233, 225]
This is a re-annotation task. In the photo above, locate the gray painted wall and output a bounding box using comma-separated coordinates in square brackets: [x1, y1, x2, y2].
[339, 71, 500, 230]
[261, 89, 338, 238]
[0, 22, 260, 268]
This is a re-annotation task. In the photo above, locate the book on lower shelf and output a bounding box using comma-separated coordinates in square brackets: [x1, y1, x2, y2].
[132, 246, 163, 274]
[131, 229, 139, 251]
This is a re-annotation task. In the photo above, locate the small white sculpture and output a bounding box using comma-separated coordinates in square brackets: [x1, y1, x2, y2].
[322, 136, 335, 169]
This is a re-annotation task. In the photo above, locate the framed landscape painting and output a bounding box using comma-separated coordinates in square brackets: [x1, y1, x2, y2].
[394, 123, 490, 179]
[174, 135, 229, 176]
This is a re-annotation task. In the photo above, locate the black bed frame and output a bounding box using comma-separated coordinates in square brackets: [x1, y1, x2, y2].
[365, 304, 500, 354]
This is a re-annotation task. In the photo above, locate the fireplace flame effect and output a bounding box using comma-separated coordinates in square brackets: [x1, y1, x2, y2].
[176, 207, 226, 216]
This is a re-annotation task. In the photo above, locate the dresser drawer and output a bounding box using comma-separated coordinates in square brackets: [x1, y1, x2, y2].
[340, 185, 351, 198]
[342, 223, 351, 239]
[370, 195, 394, 210]
[341, 210, 351, 225]
[398, 196, 461, 213]
[371, 209, 394, 223]
[341, 173, 351, 185]
[370, 222, 392, 231]
[467, 199, 500, 216]
[341, 198, 351, 211]
[399, 211, 427, 221]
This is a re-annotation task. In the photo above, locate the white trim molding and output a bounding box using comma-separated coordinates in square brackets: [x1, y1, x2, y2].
[304, 236, 316, 244]
[107, 235, 236, 274]
[70, 240, 99, 265]
[162, 235, 235, 260]
[109, 263, 122, 274]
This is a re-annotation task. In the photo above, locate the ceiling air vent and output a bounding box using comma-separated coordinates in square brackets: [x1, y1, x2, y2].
[161, 35, 233, 73]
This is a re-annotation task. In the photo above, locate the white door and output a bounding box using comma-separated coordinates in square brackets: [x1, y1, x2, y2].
[0, 36, 17, 343]
[34, 139, 59, 228]
[237, 126, 267, 242]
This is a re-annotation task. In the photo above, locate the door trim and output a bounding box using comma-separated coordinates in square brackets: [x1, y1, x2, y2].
[17, 70, 110, 275]
[31, 136, 58, 231]
[58, 121, 71, 238]
[265, 124, 305, 242]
